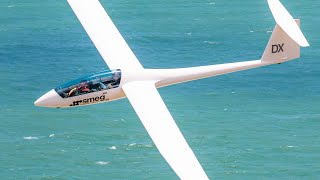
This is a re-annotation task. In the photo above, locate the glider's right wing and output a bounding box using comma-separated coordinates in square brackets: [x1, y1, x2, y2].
[67, 0, 143, 70]
[122, 81, 209, 180]
[268, 0, 309, 47]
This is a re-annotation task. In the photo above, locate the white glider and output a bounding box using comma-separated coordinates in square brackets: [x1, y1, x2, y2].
[35, 0, 309, 179]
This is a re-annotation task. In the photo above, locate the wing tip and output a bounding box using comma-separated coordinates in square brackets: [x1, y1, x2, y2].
[300, 41, 310, 47]
[267, 0, 310, 48]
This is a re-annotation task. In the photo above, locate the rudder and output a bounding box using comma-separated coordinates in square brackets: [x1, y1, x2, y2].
[261, 20, 301, 64]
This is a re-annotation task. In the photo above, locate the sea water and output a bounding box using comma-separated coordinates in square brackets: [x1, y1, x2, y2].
[0, 0, 319, 179]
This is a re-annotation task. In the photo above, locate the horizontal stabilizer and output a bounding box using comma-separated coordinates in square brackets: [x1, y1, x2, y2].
[268, 0, 309, 47]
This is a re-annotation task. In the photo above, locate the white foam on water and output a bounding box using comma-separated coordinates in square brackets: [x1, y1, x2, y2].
[109, 146, 117, 150]
[113, 118, 127, 123]
[204, 41, 220, 45]
[49, 134, 55, 138]
[280, 145, 296, 149]
[23, 136, 39, 140]
[127, 143, 154, 149]
[95, 161, 109, 165]
[145, 144, 153, 148]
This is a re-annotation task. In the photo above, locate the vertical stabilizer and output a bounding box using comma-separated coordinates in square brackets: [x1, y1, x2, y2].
[261, 20, 301, 64]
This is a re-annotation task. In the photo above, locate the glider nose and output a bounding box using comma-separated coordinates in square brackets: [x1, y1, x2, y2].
[34, 89, 61, 107]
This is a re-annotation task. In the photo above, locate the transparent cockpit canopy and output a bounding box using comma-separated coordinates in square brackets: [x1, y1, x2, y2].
[55, 69, 121, 98]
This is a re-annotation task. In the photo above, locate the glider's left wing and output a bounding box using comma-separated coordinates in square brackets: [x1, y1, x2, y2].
[122, 81, 209, 180]
[67, 0, 143, 70]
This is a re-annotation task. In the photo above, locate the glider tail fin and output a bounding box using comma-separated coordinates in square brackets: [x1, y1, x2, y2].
[262, 0, 310, 64]
[261, 19, 303, 64]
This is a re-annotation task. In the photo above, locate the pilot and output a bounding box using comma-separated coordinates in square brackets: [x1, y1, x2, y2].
[99, 82, 107, 90]
[108, 71, 121, 89]
[107, 83, 114, 89]
[78, 81, 90, 93]
[67, 87, 77, 97]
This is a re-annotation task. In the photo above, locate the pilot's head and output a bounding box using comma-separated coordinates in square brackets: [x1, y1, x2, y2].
[113, 71, 121, 81]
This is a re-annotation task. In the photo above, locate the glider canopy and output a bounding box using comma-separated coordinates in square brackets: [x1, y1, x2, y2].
[55, 69, 121, 98]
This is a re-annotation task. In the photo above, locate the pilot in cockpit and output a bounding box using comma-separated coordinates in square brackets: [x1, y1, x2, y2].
[108, 71, 121, 89]
[67, 81, 90, 97]
[78, 81, 90, 93]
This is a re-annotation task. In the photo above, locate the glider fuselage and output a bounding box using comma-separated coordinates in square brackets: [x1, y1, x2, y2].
[35, 59, 268, 108]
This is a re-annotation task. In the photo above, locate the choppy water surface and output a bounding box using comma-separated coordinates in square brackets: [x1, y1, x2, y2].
[0, 0, 319, 179]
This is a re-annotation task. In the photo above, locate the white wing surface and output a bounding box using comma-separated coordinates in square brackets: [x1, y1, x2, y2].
[268, 0, 309, 47]
[67, 0, 143, 70]
[122, 81, 209, 180]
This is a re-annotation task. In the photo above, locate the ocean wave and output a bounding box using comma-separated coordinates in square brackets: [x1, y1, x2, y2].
[23, 134, 55, 140]
[95, 161, 109, 165]
[280, 145, 296, 149]
[23, 136, 39, 140]
[204, 41, 220, 45]
[126, 143, 154, 150]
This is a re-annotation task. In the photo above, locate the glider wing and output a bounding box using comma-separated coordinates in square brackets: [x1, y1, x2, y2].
[67, 0, 143, 70]
[268, 0, 309, 47]
[122, 81, 209, 180]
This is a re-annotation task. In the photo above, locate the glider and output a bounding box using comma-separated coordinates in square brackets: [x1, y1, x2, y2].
[35, 0, 309, 179]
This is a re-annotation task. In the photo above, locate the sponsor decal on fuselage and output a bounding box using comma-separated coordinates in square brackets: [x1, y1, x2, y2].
[69, 95, 109, 107]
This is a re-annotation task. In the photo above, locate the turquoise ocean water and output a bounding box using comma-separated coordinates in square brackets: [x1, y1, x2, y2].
[1, 0, 319, 179]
